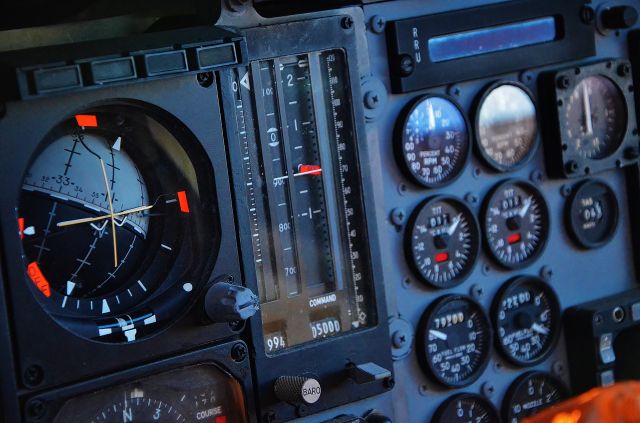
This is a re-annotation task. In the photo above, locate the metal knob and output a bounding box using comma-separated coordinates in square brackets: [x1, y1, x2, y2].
[601, 6, 638, 29]
[204, 281, 259, 323]
[274, 376, 322, 404]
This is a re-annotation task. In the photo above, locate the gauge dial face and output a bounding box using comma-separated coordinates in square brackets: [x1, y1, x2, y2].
[476, 82, 538, 171]
[418, 295, 492, 388]
[406, 196, 480, 289]
[492, 276, 561, 366]
[567, 179, 619, 248]
[399, 95, 470, 188]
[564, 75, 627, 160]
[433, 394, 500, 423]
[504, 372, 569, 423]
[482, 180, 550, 269]
[91, 397, 187, 423]
[19, 105, 218, 342]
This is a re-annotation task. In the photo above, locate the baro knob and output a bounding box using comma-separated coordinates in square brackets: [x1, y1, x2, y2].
[204, 281, 259, 323]
[601, 6, 638, 29]
[274, 376, 322, 405]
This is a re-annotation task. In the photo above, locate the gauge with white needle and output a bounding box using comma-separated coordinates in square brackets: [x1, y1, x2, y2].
[492, 276, 561, 366]
[406, 196, 480, 289]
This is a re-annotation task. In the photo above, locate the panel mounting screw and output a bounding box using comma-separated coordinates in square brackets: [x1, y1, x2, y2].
[364, 91, 381, 109]
[618, 63, 631, 77]
[481, 382, 496, 398]
[470, 284, 485, 300]
[370, 15, 386, 34]
[581, 5, 596, 25]
[231, 342, 247, 362]
[390, 208, 406, 227]
[23, 365, 44, 387]
[464, 193, 479, 205]
[553, 361, 566, 376]
[341, 16, 354, 30]
[560, 184, 572, 197]
[540, 266, 553, 281]
[197, 72, 214, 88]
[557, 75, 571, 89]
[26, 399, 46, 420]
[398, 55, 415, 77]
[565, 160, 579, 174]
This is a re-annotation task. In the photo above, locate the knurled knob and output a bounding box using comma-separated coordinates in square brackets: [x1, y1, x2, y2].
[274, 376, 322, 405]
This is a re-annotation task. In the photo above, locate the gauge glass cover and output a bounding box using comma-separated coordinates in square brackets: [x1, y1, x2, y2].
[399, 95, 470, 188]
[567, 179, 619, 248]
[406, 196, 480, 289]
[504, 372, 568, 423]
[476, 82, 538, 171]
[433, 393, 500, 423]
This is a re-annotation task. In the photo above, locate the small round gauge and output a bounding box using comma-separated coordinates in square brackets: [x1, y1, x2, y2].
[406, 196, 480, 289]
[492, 276, 561, 366]
[503, 372, 569, 423]
[398, 95, 471, 188]
[417, 295, 492, 388]
[566, 179, 619, 249]
[482, 180, 550, 269]
[433, 393, 500, 423]
[475, 81, 538, 171]
[564, 75, 627, 160]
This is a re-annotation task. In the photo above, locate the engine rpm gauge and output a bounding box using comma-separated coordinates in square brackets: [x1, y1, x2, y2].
[433, 393, 500, 423]
[564, 75, 627, 160]
[503, 372, 569, 423]
[492, 276, 561, 366]
[482, 180, 550, 269]
[566, 179, 619, 249]
[475, 81, 538, 171]
[398, 95, 470, 188]
[417, 295, 492, 388]
[406, 196, 480, 289]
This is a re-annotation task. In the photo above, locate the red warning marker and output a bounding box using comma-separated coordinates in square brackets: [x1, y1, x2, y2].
[298, 164, 322, 176]
[18, 217, 25, 240]
[435, 252, 449, 263]
[507, 233, 522, 245]
[27, 262, 51, 298]
[177, 191, 190, 213]
[215, 416, 227, 423]
[75, 114, 98, 128]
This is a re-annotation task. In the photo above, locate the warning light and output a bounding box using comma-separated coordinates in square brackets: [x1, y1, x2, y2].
[18, 217, 25, 240]
[27, 262, 51, 298]
[75, 114, 98, 127]
[435, 252, 449, 263]
[507, 233, 522, 245]
[177, 191, 190, 213]
[298, 164, 322, 175]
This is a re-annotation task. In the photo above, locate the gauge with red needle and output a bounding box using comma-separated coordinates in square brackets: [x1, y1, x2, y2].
[482, 179, 550, 269]
[406, 196, 480, 289]
[18, 103, 218, 342]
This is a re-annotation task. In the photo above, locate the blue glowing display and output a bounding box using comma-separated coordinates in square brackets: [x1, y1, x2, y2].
[428, 17, 557, 63]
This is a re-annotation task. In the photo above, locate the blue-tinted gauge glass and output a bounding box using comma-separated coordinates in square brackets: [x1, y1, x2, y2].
[400, 96, 470, 188]
[428, 17, 557, 63]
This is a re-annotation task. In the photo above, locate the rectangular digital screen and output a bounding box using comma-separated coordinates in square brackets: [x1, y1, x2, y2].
[428, 16, 557, 63]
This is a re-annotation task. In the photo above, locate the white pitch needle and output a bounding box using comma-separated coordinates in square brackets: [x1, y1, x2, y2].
[583, 83, 593, 136]
[429, 329, 448, 341]
[531, 323, 549, 336]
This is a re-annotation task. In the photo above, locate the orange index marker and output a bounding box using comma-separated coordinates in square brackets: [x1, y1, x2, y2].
[27, 262, 51, 298]
[75, 114, 98, 128]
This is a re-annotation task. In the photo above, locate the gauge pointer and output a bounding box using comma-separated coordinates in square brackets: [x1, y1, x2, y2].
[583, 83, 593, 136]
[429, 329, 448, 341]
[518, 196, 533, 218]
[100, 159, 119, 268]
[427, 100, 436, 131]
[446, 213, 462, 236]
[56, 204, 156, 228]
[531, 322, 549, 336]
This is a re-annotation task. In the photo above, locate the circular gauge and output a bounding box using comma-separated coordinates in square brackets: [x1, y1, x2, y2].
[91, 397, 187, 423]
[566, 179, 619, 249]
[503, 372, 569, 423]
[406, 196, 480, 289]
[398, 95, 471, 188]
[482, 180, 550, 269]
[433, 393, 500, 423]
[417, 295, 492, 388]
[19, 103, 219, 342]
[492, 276, 561, 366]
[564, 75, 627, 160]
[475, 81, 538, 171]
